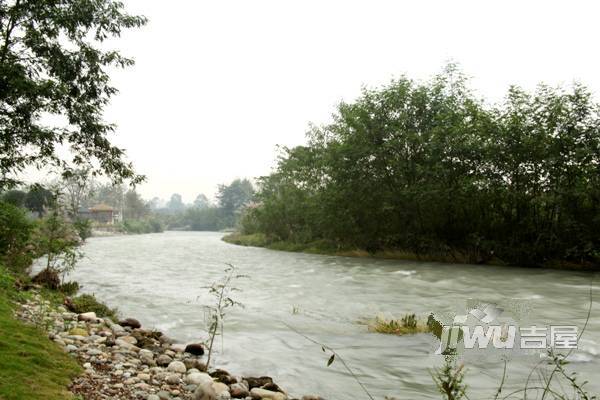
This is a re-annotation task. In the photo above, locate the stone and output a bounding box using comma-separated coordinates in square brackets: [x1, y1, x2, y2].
[147, 395, 160, 400]
[184, 343, 205, 356]
[185, 372, 213, 385]
[120, 335, 138, 344]
[193, 381, 216, 400]
[229, 383, 250, 398]
[68, 327, 88, 336]
[212, 382, 229, 398]
[301, 396, 323, 400]
[249, 388, 286, 400]
[111, 323, 126, 334]
[119, 318, 142, 329]
[245, 376, 273, 389]
[157, 391, 171, 400]
[78, 312, 97, 322]
[156, 354, 173, 366]
[65, 344, 78, 352]
[170, 343, 186, 353]
[137, 373, 151, 381]
[166, 374, 181, 385]
[167, 361, 186, 374]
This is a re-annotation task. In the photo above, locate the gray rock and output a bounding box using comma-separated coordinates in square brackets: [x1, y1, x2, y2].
[157, 391, 172, 400]
[249, 388, 286, 400]
[185, 372, 213, 385]
[229, 383, 249, 398]
[166, 373, 181, 384]
[78, 312, 97, 322]
[193, 381, 216, 400]
[157, 354, 173, 366]
[167, 360, 186, 374]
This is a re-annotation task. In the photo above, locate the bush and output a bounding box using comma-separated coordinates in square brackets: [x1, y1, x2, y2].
[58, 281, 80, 296]
[32, 268, 60, 290]
[0, 201, 34, 273]
[67, 294, 118, 320]
[73, 218, 93, 241]
[121, 218, 164, 234]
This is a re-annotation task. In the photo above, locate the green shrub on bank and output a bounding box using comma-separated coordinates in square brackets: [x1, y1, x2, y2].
[73, 218, 93, 241]
[0, 201, 34, 274]
[68, 294, 118, 321]
[121, 218, 164, 234]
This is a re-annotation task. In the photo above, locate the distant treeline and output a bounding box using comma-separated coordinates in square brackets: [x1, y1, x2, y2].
[239, 66, 600, 267]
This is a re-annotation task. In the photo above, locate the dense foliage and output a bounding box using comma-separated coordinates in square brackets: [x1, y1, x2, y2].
[241, 67, 600, 267]
[0, 201, 33, 273]
[0, 0, 146, 189]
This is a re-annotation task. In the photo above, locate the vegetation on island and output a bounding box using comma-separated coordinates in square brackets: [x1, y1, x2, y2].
[233, 66, 600, 269]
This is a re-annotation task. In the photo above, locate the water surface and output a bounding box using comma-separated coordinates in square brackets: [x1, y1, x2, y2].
[67, 232, 599, 399]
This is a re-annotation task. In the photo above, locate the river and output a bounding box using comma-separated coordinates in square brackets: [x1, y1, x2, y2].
[67, 231, 599, 399]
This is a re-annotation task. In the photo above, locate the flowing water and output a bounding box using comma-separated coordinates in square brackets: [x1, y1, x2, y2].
[66, 231, 599, 399]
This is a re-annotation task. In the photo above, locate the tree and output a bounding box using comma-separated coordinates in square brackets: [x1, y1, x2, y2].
[1, 189, 26, 207]
[216, 179, 254, 226]
[193, 193, 210, 209]
[0, 0, 147, 189]
[242, 66, 600, 267]
[166, 193, 185, 212]
[24, 185, 55, 217]
[123, 189, 148, 220]
[60, 167, 95, 217]
[92, 183, 125, 210]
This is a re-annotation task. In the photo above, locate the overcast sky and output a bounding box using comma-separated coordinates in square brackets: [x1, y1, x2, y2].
[98, 0, 600, 203]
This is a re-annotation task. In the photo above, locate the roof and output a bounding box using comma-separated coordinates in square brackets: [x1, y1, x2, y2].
[89, 203, 114, 212]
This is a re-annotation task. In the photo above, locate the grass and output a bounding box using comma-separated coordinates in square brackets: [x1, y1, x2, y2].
[223, 233, 597, 270]
[223, 233, 476, 263]
[67, 294, 118, 322]
[367, 313, 441, 336]
[0, 266, 81, 400]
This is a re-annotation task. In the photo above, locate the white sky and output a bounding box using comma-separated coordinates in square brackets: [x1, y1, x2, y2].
[96, 0, 600, 202]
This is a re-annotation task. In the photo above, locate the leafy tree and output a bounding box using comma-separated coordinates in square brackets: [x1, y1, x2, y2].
[24, 185, 55, 217]
[242, 66, 600, 267]
[60, 167, 95, 217]
[193, 193, 210, 209]
[217, 179, 254, 226]
[166, 193, 185, 212]
[32, 205, 82, 283]
[0, 200, 34, 273]
[0, 0, 147, 189]
[1, 189, 26, 207]
[123, 189, 148, 220]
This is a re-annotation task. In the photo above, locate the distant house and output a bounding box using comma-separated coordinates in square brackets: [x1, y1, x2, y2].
[79, 204, 116, 224]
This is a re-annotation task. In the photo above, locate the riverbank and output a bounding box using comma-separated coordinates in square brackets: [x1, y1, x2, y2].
[0, 267, 81, 400]
[0, 266, 319, 400]
[222, 233, 599, 270]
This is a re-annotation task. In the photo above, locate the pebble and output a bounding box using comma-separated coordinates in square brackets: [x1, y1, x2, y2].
[15, 290, 316, 400]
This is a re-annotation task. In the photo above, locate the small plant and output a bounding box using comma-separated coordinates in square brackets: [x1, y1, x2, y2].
[58, 281, 80, 296]
[202, 264, 246, 370]
[401, 313, 417, 329]
[33, 203, 83, 285]
[431, 357, 467, 400]
[369, 313, 431, 335]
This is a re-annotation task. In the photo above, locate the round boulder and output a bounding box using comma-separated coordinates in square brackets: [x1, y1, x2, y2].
[185, 343, 205, 356]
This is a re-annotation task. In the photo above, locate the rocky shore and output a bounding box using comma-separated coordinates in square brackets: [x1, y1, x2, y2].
[15, 290, 322, 400]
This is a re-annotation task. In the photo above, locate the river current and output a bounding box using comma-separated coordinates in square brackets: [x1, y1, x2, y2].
[65, 231, 599, 399]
